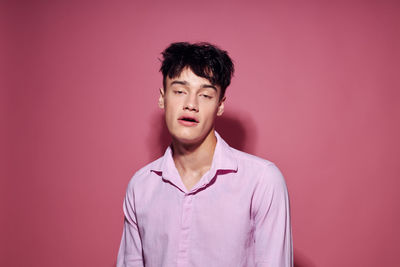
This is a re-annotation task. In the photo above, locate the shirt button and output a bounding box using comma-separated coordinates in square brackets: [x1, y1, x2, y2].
[183, 195, 192, 204]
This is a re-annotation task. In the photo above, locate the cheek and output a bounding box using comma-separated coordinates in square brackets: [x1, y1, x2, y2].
[201, 104, 219, 120]
[205, 101, 220, 112]
[164, 107, 175, 122]
[164, 95, 182, 109]
[164, 100, 180, 122]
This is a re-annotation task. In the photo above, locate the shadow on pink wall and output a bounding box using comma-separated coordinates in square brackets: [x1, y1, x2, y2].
[294, 249, 316, 267]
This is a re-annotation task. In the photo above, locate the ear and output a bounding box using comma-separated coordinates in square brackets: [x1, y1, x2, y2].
[217, 96, 225, 116]
[158, 88, 165, 109]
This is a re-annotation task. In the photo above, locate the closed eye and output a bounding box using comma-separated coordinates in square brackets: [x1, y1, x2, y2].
[174, 90, 184, 95]
[200, 94, 212, 99]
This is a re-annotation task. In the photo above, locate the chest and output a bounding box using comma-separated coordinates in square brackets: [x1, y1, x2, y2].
[180, 172, 203, 191]
[134, 175, 255, 254]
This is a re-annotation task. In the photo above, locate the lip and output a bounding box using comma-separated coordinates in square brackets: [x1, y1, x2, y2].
[178, 115, 199, 126]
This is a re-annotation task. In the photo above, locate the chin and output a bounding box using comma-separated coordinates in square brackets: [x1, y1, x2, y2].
[171, 127, 214, 146]
[172, 132, 202, 145]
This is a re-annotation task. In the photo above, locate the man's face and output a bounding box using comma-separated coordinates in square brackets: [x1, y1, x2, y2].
[159, 68, 225, 145]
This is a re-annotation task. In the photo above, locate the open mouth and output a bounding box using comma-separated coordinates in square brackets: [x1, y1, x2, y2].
[179, 116, 199, 123]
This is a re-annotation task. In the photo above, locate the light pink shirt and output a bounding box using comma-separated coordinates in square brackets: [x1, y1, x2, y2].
[117, 132, 292, 267]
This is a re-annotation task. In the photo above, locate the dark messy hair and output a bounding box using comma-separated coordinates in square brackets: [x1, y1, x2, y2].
[160, 42, 234, 100]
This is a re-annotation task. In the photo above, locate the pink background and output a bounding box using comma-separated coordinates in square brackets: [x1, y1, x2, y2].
[3, 1, 400, 266]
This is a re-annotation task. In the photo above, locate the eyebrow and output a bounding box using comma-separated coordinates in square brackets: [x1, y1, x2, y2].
[170, 80, 217, 91]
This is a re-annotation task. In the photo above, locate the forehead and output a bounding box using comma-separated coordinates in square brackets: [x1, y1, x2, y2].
[166, 68, 218, 89]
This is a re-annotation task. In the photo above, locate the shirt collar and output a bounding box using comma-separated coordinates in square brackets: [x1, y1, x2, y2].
[150, 131, 238, 186]
[210, 131, 238, 174]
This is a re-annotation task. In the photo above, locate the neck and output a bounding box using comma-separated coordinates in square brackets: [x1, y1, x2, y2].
[171, 130, 217, 175]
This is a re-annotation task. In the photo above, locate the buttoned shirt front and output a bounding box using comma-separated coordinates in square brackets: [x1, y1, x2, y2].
[117, 132, 292, 267]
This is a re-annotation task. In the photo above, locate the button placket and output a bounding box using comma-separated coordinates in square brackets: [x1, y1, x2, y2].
[177, 193, 194, 266]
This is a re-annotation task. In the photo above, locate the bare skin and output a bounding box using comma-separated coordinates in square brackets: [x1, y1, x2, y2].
[171, 129, 217, 190]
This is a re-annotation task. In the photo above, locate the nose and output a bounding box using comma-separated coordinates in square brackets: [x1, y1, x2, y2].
[183, 94, 199, 112]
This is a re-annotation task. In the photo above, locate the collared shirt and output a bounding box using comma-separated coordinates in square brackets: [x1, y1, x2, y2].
[117, 132, 293, 267]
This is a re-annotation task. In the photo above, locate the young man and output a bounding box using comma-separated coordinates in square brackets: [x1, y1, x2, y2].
[117, 42, 292, 267]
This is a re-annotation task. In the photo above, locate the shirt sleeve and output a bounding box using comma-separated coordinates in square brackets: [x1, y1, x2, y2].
[116, 179, 144, 267]
[252, 163, 293, 267]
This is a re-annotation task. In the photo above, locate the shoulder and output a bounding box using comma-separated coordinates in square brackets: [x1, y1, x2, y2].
[228, 149, 290, 212]
[126, 156, 164, 190]
[230, 147, 286, 187]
